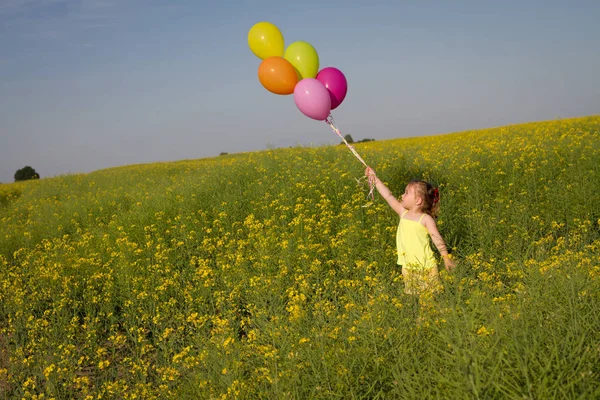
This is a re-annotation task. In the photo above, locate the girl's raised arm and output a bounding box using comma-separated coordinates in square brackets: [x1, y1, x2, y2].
[366, 168, 405, 216]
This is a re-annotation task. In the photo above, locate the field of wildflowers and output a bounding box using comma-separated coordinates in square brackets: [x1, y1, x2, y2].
[1, 115, 599, 399]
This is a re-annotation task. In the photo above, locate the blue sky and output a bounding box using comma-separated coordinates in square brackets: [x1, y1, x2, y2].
[1, 0, 599, 183]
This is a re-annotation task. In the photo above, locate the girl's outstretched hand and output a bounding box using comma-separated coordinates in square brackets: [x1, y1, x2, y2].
[443, 255, 456, 271]
[365, 167, 376, 178]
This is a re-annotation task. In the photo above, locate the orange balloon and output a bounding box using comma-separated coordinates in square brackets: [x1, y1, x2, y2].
[258, 56, 298, 95]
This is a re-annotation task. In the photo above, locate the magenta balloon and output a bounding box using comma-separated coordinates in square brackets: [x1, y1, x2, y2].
[316, 67, 348, 110]
[293, 78, 331, 121]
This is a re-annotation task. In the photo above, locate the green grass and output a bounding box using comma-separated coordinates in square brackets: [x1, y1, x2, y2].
[1, 115, 599, 399]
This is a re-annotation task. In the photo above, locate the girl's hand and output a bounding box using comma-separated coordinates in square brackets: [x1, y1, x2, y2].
[443, 255, 456, 271]
[365, 167, 376, 178]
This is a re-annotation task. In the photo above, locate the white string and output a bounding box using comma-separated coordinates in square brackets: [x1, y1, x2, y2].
[325, 114, 376, 202]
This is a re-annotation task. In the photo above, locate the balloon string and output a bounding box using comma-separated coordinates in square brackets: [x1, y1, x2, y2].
[325, 114, 376, 202]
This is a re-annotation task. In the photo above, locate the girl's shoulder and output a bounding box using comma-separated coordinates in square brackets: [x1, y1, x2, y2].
[395, 206, 407, 219]
[420, 213, 437, 227]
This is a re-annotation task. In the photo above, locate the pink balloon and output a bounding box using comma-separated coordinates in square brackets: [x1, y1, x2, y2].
[293, 78, 331, 121]
[316, 67, 348, 110]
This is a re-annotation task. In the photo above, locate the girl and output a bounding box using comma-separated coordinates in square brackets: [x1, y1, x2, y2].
[365, 167, 455, 295]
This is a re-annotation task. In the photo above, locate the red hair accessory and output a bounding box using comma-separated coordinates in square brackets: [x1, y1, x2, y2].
[433, 187, 440, 204]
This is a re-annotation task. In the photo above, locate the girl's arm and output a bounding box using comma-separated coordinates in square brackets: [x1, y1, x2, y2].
[366, 168, 405, 216]
[422, 214, 456, 271]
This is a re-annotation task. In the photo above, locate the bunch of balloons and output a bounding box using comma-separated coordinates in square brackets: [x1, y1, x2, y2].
[248, 21, 348, 121]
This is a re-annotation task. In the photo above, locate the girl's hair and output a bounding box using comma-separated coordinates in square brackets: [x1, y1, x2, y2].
[408, 180, 440, 218]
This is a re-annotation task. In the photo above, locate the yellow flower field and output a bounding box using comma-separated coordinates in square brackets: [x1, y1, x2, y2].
[1, 115, 599, 398]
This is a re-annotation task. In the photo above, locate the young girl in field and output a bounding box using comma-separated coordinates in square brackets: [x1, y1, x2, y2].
[365, 167, 455, 295]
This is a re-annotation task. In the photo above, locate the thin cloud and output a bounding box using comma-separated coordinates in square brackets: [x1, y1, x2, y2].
[2, 0, 132, 40]
[0, 0, 36, 11]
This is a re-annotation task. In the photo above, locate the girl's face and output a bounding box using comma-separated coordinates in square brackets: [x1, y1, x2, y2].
[401, 184, 419, 209]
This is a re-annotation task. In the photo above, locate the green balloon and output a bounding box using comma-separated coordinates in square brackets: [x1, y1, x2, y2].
[284, 41, 319, 80]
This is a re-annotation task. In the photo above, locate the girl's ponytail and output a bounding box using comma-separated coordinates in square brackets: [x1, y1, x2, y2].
[429, 185, 440, 219]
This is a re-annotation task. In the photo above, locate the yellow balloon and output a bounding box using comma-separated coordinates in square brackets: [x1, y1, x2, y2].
[284, 41, 319, 80]
[248, 22, 284, 60]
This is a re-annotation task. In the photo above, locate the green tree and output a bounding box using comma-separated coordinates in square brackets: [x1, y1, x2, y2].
[341, 134, 354, 144]
[14, 166, 40, 182]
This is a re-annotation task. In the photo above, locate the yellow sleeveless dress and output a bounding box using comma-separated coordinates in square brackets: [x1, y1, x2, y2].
[396, 211, 440, 294]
